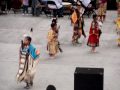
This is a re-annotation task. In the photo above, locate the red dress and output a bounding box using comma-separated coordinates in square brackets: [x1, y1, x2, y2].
[87, 21, 99, 47]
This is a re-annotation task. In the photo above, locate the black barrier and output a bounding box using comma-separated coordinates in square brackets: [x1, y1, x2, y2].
[74, 67, 104, 90]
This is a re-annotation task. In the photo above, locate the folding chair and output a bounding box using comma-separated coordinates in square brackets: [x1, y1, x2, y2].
[45, 1, 58, 17]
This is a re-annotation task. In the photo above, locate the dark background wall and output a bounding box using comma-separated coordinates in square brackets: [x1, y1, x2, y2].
[107, 0, 117, 10]
[92, 0, 117, 10]
[0, 0, 117, 10]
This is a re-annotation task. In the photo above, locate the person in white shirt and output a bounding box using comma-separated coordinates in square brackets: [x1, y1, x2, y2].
[74, 0, 90, 7]
[47, 0, 63, 17]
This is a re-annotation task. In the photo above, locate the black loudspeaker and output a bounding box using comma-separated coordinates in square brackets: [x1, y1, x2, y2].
[74, 67, 104, 90]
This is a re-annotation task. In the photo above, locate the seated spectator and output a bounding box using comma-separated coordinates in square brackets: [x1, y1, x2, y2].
[31, 0, 41, 16]
[1, 0, 6, 12]
[48, 0, 64, 17]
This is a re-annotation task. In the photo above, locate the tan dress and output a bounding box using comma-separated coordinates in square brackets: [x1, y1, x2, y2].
[47, 29, 59, 55]
[102, 2, 107, 15]
[97, 3, 105, 16]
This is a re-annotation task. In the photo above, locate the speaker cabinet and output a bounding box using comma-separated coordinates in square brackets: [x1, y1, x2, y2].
[74, 67, 104, 90]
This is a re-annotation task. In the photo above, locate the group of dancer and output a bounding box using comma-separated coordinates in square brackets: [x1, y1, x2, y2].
[47, 0, 107, 56]
[16, 18, 63, 89]
[71, 1, 105, 52]
[16, 0, 109, 89]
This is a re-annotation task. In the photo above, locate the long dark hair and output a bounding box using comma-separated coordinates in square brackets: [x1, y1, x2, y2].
[25, 36, 32, 45]
[21, 40, 24, 50]
[46, 85, 56, 90]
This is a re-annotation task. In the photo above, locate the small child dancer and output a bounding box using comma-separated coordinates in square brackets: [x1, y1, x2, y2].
[87, 15, 100, 52]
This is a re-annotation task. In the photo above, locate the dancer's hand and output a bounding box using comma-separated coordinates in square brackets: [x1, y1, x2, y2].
[36, 50, 40, 55]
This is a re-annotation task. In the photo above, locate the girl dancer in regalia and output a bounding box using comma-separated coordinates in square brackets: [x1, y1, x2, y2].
[16, 36, 40, 89]
[87, 15, 100, 52]
[51, 18, 63, 53]
[47, 23, 60, 57]
[71, 2, 83, 45]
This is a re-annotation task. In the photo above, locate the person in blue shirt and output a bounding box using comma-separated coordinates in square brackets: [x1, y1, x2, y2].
[17, 36, 40, 89]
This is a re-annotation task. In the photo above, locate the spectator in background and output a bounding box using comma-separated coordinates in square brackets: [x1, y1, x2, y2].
[48, 0, 63, 17]
[46, 85, 56, 90]
[22, 0, 29, 15]
[117, 0, 120, 17]
[31, 0, 41, 16]
[41, 0, 47, 5]
[6, 0, 12, 13]
[11, 0, 22, 14]
[1, 0, 6, 12]
[69, 0, 76, 5]
[56, 0, 64, 17]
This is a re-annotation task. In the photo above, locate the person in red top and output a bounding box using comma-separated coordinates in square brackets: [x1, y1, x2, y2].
[87, 14, 99, 52]
[11, 0, 22, 13]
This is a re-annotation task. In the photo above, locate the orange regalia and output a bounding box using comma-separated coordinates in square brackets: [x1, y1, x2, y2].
[71, 9, 82, 45]
[115, 17, 120, 46]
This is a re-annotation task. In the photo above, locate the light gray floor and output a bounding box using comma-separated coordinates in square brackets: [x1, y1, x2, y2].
[0, 11, 120, 90]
